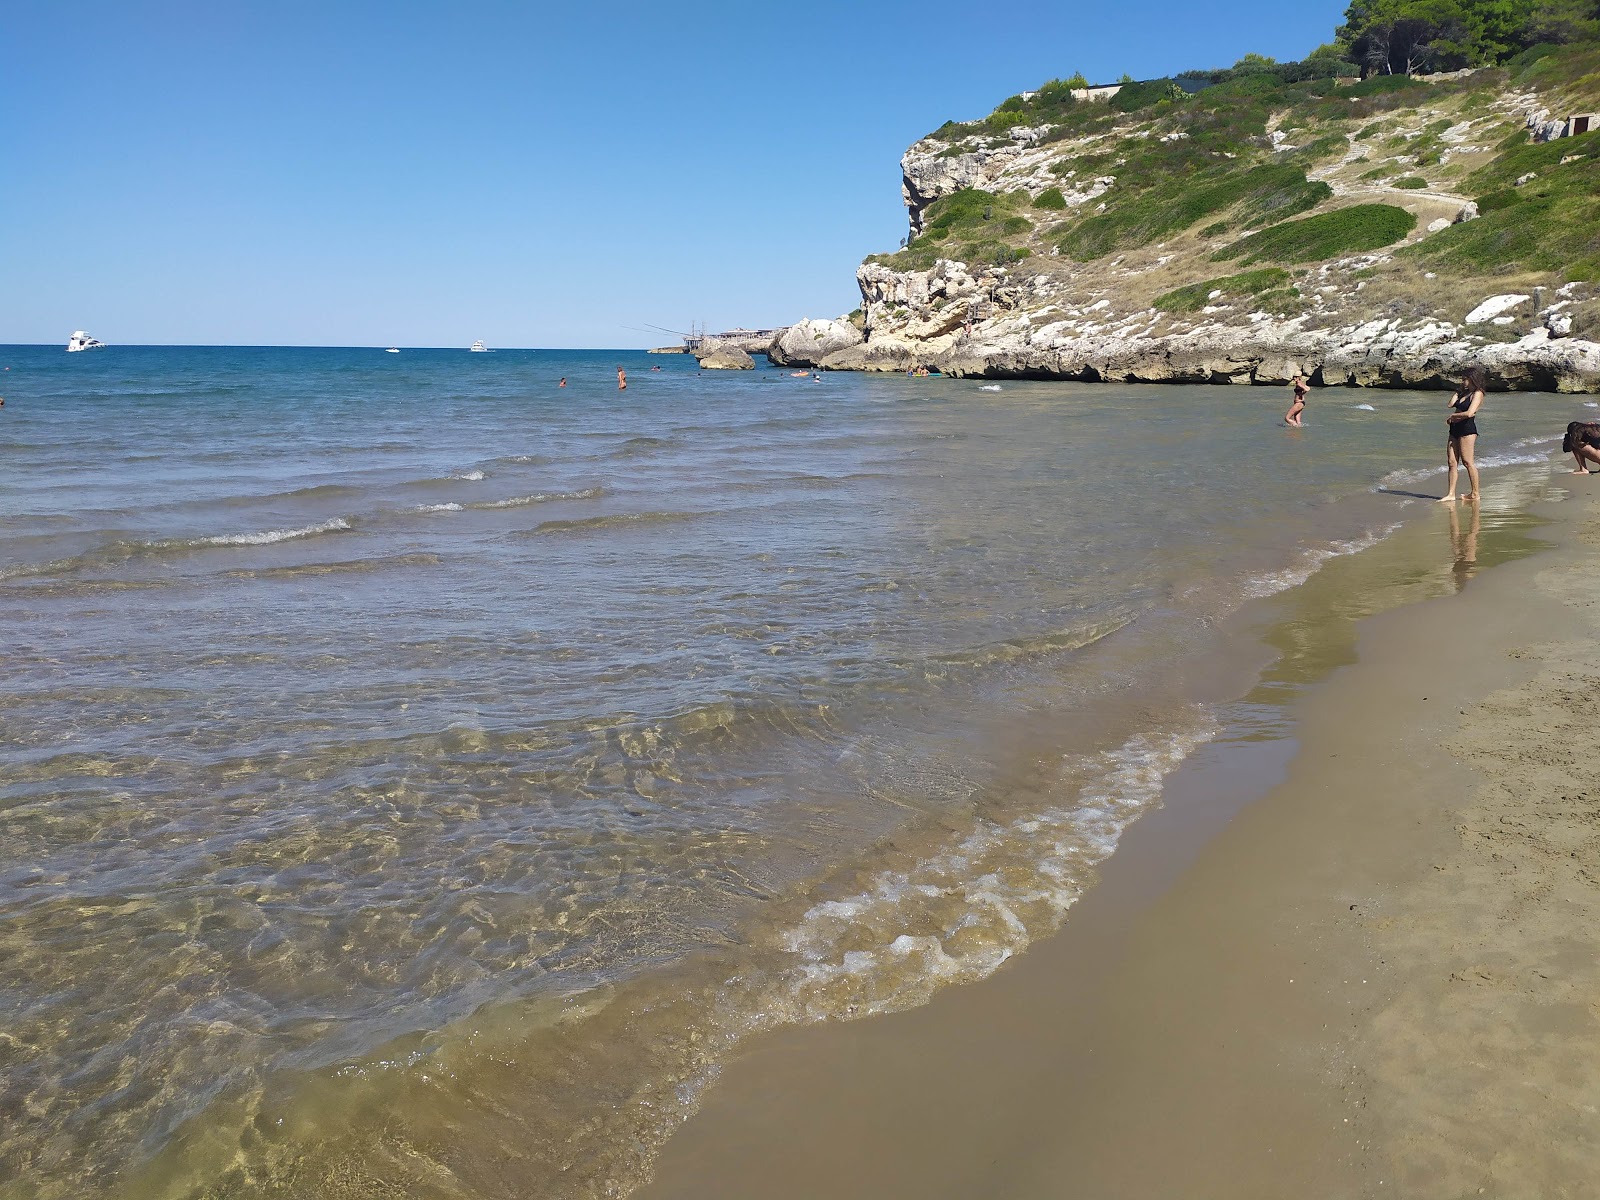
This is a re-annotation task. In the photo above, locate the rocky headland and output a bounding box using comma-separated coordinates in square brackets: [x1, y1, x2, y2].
[774, 44, 1600, 391]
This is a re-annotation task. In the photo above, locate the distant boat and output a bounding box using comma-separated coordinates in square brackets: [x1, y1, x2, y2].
[66, 330, 106, 352]
[469, 340, 491, 353]
[386, 347, 400, 353]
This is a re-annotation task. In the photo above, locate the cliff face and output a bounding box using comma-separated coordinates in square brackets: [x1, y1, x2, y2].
[797, 51, 1600, 391]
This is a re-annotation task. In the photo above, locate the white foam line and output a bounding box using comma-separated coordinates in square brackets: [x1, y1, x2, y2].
[769, 713, 1220, 1023]
[1378, 449, 1554, 489]
[1241, 523, 1401, 600]
[472, 487, 603, 509]
[189, 518, 352, 547]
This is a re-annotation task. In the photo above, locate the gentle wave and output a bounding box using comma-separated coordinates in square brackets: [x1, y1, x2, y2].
[472, 487, 603, 510]
[1242, 524, 1402, 599]
[0, 519, 355, 581]
[528, 510, 704, 535]
[925, 615, 1137, 673]
[412, 488, 605, 514]
[412, 469, 488, 488]
[774, 712, 1220, 1020]
[1377, 448, 1555, 489]
[223, 553, 441, 579]
[188, 518, 353, 547]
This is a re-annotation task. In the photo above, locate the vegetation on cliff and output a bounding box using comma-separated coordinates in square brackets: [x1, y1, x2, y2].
[862, 0, 1600, 346]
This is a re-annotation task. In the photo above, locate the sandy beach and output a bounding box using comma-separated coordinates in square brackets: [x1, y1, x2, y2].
[639, 480, 1600, 1199]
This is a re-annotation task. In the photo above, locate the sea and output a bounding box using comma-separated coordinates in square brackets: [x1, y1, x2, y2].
[0, 345, 1586, 1199]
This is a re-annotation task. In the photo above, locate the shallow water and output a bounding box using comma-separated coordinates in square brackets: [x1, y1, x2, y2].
[0, 346, 1584, 1198]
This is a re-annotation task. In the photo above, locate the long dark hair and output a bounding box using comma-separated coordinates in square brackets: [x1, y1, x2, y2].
[1461, 366, 1487, 394]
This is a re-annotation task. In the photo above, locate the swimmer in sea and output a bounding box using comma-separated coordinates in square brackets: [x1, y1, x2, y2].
[617, 367, 627, 391]
[1285, 375, 1307, 426]
[558, 377, 567, 387]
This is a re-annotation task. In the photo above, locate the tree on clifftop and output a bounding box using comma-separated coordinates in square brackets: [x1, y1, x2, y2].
[1525, 0, 1600, 42]
[1340, 0, 1600, 72]
[1341, 0, 1471, 74]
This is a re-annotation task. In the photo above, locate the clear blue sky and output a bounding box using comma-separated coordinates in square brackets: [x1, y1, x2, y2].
[3, 1, 1346, 347]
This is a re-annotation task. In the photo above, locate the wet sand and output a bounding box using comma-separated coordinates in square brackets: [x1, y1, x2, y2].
[639, 482, 1600, 1199]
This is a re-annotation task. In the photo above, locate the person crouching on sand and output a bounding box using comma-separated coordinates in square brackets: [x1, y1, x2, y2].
[1440, 366, 1486, 503]
[1564, 420, 1600, 474]
[1285, 374, 1308, 426]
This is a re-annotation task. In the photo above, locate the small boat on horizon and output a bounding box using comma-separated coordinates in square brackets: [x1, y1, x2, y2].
[386, 347, 400, 353]
[469, 340, 491, 353]
[66, 330, 106, 352]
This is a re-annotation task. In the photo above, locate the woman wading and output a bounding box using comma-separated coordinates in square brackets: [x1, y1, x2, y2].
[1439, 366, 1486, 503]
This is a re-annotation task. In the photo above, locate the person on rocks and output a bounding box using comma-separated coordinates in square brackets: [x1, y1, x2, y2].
[1439, 366, 1487, 503]
[1285, 374, 1308, 426]
[1563, 420, 1600, 474]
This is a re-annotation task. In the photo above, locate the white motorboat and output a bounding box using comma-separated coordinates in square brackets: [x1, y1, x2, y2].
[469, 340, 490, 352]
[386, 347, 400, 353]
[66, 330, 106, 352]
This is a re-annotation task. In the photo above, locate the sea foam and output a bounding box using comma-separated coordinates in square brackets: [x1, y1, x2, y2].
[188, 518, 353, 547]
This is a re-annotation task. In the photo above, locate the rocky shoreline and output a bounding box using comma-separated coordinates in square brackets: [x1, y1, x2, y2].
[760, 303, 1600, 392]
[735, 65, 1600, 393]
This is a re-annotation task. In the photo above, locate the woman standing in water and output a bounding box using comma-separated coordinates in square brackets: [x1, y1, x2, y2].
[1439, 366, 1486, 503]
[1285, 374, 1308, 426]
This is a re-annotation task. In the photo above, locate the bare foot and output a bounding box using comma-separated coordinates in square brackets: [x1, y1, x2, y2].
[1463, 493, 1479, 501]
[1436, 494, 1457, 503]
[1571, 469, 1594, 475]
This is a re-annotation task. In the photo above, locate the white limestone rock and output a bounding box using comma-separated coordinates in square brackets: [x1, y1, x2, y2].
[695, 339, 755, 370]
[769, 318, 866, 367]
[1464, 294, 1530, 325]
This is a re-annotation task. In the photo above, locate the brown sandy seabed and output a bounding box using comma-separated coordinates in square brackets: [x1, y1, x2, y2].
[639, 487, 1600, 1200]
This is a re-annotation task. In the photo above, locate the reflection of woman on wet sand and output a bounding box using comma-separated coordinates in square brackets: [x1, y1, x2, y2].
[1439, 366, 1486, 503]
[1564, 421, 1600, 474]
[1449, 498, 1479, 591]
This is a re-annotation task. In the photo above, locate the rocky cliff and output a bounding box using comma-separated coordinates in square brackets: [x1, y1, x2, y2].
[789, 46, 1600, 391]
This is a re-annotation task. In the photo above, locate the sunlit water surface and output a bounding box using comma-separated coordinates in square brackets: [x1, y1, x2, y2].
[0, 346, 1582, 1198]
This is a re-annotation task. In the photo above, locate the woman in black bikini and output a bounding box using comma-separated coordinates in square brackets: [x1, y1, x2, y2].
[1439, 366, 1486, 503]
[1285, 374, 1308, 426]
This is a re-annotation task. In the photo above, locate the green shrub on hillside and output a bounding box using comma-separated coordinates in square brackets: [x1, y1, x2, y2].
[1393, 176, 1430, 188]
[1057, 163, 1331, 260]
[1111, 77, 1188, 111]
[866, 187, 1036, 271]
[1407, 139, 1600, 278]
[1034, 187, 1068, 210]
[1465, 129, 1600, 193]
[1345, 75, 1425, 99]
[1214, 204, 1417, 264]
[1154, 267, 1294, 312]
[1474, 187, 1522, 212]
[1285, 132, 1350, 163]
[1509, 41, 1600, 88]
